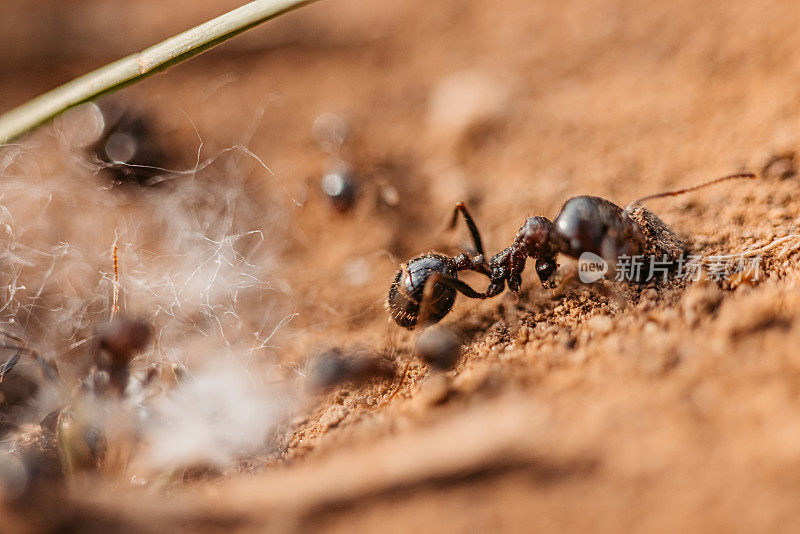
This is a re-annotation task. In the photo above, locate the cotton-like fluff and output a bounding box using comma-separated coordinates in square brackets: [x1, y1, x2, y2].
[0, 113, 300, 483]
[134, 358, 293, 472]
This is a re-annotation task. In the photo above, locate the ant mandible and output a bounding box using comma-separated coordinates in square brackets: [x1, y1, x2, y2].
[386, 172, 756, 329]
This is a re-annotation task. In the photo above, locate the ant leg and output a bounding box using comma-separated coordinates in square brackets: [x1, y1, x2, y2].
[1, 332, 22, 341]
[0, 340, 31, 382]
[535, 257, 558, 287]
[385, 361, 410, 403]
[0, 342, 60, 383]
[448, 202, 485, 256]
[417, 271, 489, 329]
[415, 272, 477, 369]
[0, 350, 21, 382]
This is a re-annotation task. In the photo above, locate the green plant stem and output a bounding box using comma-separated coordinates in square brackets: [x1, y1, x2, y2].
[0, 0, 319, 145]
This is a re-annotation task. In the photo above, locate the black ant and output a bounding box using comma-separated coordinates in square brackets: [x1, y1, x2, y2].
[312, 113, 361, 212]
[0, 318, 152, 396]
[307, 348, 397, 390]
[320, 160, 359, 212]
[386, 172, 755, 329]
[94, 318, 153, 396]
[87, 99, 168, 186]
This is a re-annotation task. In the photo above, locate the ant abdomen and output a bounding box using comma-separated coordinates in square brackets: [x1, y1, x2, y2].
[623, 203, 687, 262]
[552, 195, 688, 281]
[386, 254, 457, 329]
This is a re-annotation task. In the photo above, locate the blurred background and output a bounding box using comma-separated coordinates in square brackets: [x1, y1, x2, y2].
[3, 0, 800, 532]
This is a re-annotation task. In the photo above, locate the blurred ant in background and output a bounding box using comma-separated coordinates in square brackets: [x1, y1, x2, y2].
[307, 347, 397, 390]
[92, 318, 153, 397]
[387, 172, 756, 330]
[0, 318, 154, 515]
[313, 113, 360, 212]
[67, 98, 171, 187]
[0, 318, 152, 394]
[312, 113, 402, 213]
[0, 331, 60, 384]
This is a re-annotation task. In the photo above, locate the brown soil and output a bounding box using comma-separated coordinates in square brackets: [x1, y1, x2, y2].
[5, 0, 800, 532]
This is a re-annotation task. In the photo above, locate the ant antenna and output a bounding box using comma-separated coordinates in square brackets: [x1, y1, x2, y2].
[629, 172, 756, 206]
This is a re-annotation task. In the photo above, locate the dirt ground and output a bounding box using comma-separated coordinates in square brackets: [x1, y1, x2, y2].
[4, 0, 800, 532]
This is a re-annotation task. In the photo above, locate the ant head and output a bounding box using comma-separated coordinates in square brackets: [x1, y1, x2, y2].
[98, 318, 152, 362]
[386, 253, 458, 329]
[502, 216, 562, 289]
[486, 247, 523, 294]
